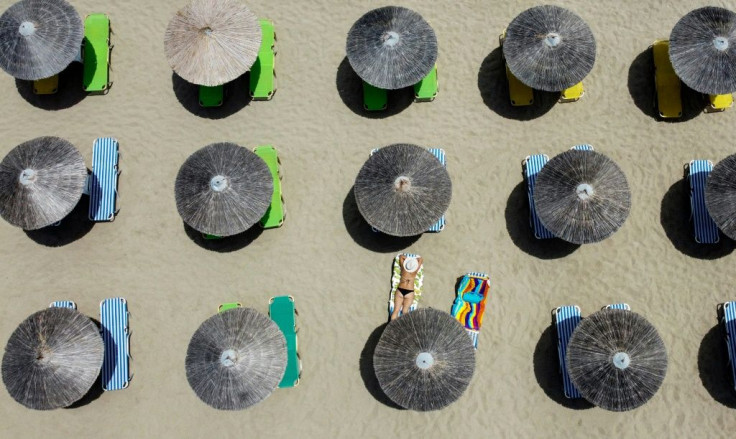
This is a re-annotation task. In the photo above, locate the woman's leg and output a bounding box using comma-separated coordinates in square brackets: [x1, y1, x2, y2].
[390, 292, 404, 320]
[401, 292, 415, 316]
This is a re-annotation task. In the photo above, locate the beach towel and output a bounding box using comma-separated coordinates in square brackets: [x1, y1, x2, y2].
[451, 273, 490, 348]
[388, 253, 423, 317]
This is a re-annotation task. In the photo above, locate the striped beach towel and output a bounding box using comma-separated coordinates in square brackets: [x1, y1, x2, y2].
[388, 253, 423, 317]
[451, 272, 490, 348]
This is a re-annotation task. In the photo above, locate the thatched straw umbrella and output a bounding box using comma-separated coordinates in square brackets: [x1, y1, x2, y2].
[374, 308, 475, 411]
[566, 309, 667, 412]
[175, 142, 273, 236]
[705, 153, 736, 240]
[2, 308, 103, 410]
[503, 5, 596, 91]
[185, 308, 286, 410]
[669, 7, 736, 95]
[354, 144, 451, 237]
[533, 149, 631, 244]
[0, 136, 87, 230]
[164, 0, 261, 86]
[0, 0, 83, 80]
[346, 6, 437, 89]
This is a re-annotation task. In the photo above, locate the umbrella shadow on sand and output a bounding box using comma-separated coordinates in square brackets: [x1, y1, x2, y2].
[66, 317, 105, 409]
[172, 73, 252, 119]
[336, 57, 413, 119]
[505, 182, 580, 259]
[24, 195, 95, 247]
[15, 62, 87, 110]
[183, 222, 263, 253]
[359, 322, 405, 410]
[698, 322, 736, 409]
[660, 178, 734, 259]
[477, 48, 559, 121]
[627, 48, 707, 122]
[533, 324, 593, 410]
[342, 187, 421, 253]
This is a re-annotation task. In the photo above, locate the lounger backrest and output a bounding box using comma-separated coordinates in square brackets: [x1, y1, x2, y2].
[555, 305, 582, 399]
[49, 301, 77, 309]
[524, 154, 555, 239]
[572, 144, 594, 151]
[89, 137, 119, 222]
[605, 303, 631, 311]
[689, 160, 720, 244]
[723, 302, 736, 390]
[100, 297, 130, 391]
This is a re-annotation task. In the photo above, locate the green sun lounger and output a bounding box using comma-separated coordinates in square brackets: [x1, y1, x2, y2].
[250, 19, 276, 100]
[218, 302, 242, 313]
[254, 145, 285, 228]
[82, 14, 111, 93]
[363, 81, 387, 111]
[269, 295, 300, 387]
[199, 85, 223, 107]
[414, 64, 438, 102]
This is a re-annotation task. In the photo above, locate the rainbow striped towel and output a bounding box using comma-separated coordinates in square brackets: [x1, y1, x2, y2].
[451, 273, 490, 348]
[388, 253, 423, 317]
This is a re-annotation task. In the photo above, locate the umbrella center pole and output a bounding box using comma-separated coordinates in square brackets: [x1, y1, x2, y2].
[210, 175, 229, 192]
[220, 349, 238, 367]
[202, 27, 213, 37]
[576, 183, 594, 200]
[612, 352, 630, 370]
[19, 169, 37, 186]
[415, 352, 434, 369]
[18, 21, 36, 37]
[382, 31, 400, 48]
[544, 32, 561, 48]
[394, 176, 412, 192]
[714, 36, 729, 52]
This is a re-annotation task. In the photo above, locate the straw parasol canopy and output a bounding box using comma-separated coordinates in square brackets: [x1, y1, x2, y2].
[566, 309, 668, 412]
[669, 7, 736, 95]
[373, 308, 475, 411]
[164, 0, 262, 86]
[174, 142, 273, 236]
[0, 136, 87, 230]
[705, 153, 736, 240]
[346, 6, 437, 90]
[185, 308, 286, 410]
[533, 149, 631, 244]
[354, 144, 451, 237]
[503, 5, 596, 91]
[0, 0, 83, 80]
[2, 308, 104, 410]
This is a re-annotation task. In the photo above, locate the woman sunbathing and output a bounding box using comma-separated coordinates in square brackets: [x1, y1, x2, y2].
[390, 255, 423, 321]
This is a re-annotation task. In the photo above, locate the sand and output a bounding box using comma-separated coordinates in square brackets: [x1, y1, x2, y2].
[0, 0, 735, 437]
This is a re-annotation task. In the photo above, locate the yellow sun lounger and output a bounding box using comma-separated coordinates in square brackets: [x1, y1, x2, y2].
[33, 75, 58, 95]
[559, 82, 584, 103]
[708, 93, 733, 112]
[652, 39, 682, 119]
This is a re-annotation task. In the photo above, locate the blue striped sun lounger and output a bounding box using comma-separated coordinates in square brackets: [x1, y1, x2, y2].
[89, 137, 120, 222]
[523, 154, 555, 239]
[688, 160, 719, 244]
[605, 303, 631, 311]
[49, 301, 77, 309]
[572, 144, 594, 151]
[722, 302, 736, 391]
[100, 297, 130, 391]
[553, 305, 582, 399]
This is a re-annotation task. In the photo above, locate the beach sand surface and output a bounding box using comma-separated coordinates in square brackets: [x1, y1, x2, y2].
[0, 0, 735, 437]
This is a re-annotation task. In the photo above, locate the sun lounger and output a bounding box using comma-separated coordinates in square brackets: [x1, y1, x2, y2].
[708, 94, 733, 112]
[218, 302, 242, 313]
[414, 64, 438, 102]
[604, 303, 631, 311]
[500, 29, 533, 106]
[553, 305, 582, 398]
[652, 39, 682, 119]
[82, 14, 112, 93]
[199, 85, 223, 107]
[572, 144, 594, 151]
[363, 81, 387, 111]
[523, 154, 555, 239]
[100, 298, 130, 391]
[451, 272, 490, 349]
[720, 301, 736, 391]
[250, 19, 276, 100]
[88, 137, 120, 222]
[49, 301, 77, 309]
[33, 75, 58, 95]
[687, 160, 720, 244]
[559, 82, 584, 103]
[388, 253, 423, 318]
[254, 145, 285, 228]
[269, 295, 301, 387]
